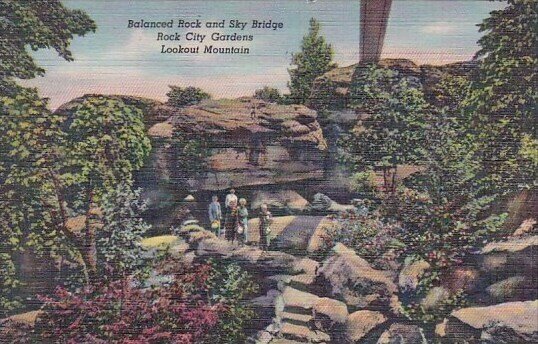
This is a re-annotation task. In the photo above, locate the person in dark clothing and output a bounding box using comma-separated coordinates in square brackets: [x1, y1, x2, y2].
[258, 203, 272, 251]
[224, 199, 239, 243]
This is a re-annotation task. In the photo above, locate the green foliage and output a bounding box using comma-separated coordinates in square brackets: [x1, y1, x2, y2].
[467, 0, 537, 192]
[343, 65, 429, 191]
[254, 86, 282, 103]
[0, 0, 95, 92]
[62, 96, 151, 196]
[97, 185, 150, 277]
[288, 18, 336, 104]
[207, 261, 259, 343]
[166, 86, 211, 108]
[350, 170, 377, 195]
[171, 130, 212, 185]
[0, 86, 72, 314]
[402, 290, 468, 324]
[324, 211, 405, 270]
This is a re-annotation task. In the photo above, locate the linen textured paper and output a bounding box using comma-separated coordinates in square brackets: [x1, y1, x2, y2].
[1, 1, 536, 343]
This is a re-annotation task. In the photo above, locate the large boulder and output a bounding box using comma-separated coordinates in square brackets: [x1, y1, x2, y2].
[345, 310, 386, 343]
[481, 235, 538, 274]
[486, 276, 537, 303]
[251, 190, 309, 214]
[146, 98, 327, 191]
[309, 193, 355, 214]
[441, 300, 538, 343]
[316, 244, 397, 310]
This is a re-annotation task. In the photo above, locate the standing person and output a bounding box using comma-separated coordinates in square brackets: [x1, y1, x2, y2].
[258, 204, 272, 251]
[224, 199, 239, 243]
[225, 188, 238, 216]
[208, 195, 222, 236]
[237, 198, 249, 245]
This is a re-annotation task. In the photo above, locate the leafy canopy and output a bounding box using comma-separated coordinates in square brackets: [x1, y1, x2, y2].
[166, 86, 211, 108]
[0, 0, 95, 91]
[288, 18, 336, 104]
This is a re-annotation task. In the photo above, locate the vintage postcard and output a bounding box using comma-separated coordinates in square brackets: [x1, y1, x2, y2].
[0, 0, 536, 343]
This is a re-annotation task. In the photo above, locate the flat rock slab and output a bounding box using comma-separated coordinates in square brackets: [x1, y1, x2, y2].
[445, 300, 538, 342]
[345, 310, 387, 342]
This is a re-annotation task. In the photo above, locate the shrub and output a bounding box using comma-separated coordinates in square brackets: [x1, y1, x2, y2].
[254, 86, 282, 103]
[166, 86, 211, 107]
[32, 264, 220, 343]
[323, 210, 406, 270]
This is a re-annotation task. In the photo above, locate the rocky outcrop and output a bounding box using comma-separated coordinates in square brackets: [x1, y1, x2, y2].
[309, 193, 355, 214]
[308, 58, 478, 113]
[251, 190, 309, 214]
[440, 301, 538, 343]
[377, 323, 427, 344]
[56, 96, 327, 192]
[148, 98, 327, 191]
[345, 310, 386, 343]
[316, 243, 397, 311]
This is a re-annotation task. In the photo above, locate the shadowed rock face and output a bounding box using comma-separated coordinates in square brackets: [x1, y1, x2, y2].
[147, 98, 327, 191]
[56, 96, 327, 192]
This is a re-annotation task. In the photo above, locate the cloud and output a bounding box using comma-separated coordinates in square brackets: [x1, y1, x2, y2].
[421, 22, 459, 35]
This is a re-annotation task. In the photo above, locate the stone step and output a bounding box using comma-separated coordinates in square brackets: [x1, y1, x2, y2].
[288, 273, 316, 291]
[280, 322, 330, 343]
[279, 311, 313, 326]
[281, 287, 320, 311]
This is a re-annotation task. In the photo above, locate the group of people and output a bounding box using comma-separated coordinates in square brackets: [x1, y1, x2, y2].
[208, 188, 272, 250]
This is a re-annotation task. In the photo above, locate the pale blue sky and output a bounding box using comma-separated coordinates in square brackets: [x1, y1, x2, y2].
[24, 0, 505, 109]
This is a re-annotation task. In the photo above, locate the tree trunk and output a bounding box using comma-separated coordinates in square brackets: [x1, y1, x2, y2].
[82, 191, 102, 282]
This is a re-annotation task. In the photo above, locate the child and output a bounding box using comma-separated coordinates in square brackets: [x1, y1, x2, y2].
[208, 195, 222, 235]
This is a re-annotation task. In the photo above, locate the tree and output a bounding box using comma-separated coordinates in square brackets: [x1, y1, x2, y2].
[0, 86, 69, 314]
[97, 185, 150, 278]
[343, 65, 428, 192]
[0, 0, 95, 93]
[166, 86, 211, 108]
[254, 86, 282, 103]
[467, 0, 537, 193]
[60, 96, 151, 279]
[288, 18, 336, 104]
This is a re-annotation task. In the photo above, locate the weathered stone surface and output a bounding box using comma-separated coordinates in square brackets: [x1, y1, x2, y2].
[481, 235, 538, 275]
[280, 322, 330, 343]
[398, 259, 430, 293]
[309, 193, 355, 214]
[196, 237, 234, 257]
[280, 287, 320, 312]
[420, 286, 451, 311]
[444, 300, 538, 343]
[147, 99, 327, 191]
[313, 297, 348, 331]
[513, 218, 537, 237]
[377, 323, 427, 344]
[317, 243, 397, 310]
[252, 190, 309, 214]
[345, 310, 386, 343]
[486, 276, 537, 303]
[377, 323, 428, 344]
